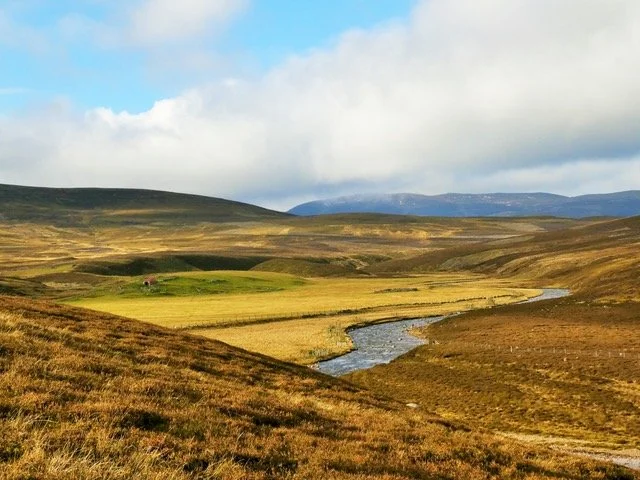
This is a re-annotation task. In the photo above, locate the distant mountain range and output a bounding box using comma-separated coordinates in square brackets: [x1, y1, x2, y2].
[289, 192, 640, 218]
[3, 184, 639, 224]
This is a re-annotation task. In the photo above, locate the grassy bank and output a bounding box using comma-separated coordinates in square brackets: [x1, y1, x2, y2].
[0, 295, 632, 479]
[72, 270, 307, 299]
[347, 296, 640, 458]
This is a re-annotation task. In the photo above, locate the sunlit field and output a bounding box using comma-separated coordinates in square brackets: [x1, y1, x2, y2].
[68, 271, 540, 363]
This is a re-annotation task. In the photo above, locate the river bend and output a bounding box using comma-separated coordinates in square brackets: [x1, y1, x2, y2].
[316, 288, 569, 377]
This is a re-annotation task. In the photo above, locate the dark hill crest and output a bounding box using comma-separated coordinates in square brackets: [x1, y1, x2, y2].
[0, 183, 289, 225]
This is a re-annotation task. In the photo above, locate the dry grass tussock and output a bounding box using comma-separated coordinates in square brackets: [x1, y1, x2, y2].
[0, 216, 584, 275]
[347, 296, 640, 461]
[369, 216, 640, 301]
[0, 295, 632, 479]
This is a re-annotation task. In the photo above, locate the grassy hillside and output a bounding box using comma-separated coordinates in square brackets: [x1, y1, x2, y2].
[2, 184, 638, 475]
[0, 184, 289, 225]
[250, 258, 355, 277]
[348, 217, 640, 468]
[0, 211, 588, 299]
[348, 297, 640, 448]
[0, 295, 632, 479]
[75, 254, 271, 277]
[369, 216, 640, 300]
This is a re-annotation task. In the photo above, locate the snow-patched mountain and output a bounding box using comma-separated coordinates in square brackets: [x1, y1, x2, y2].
[289, 192, 640, 218]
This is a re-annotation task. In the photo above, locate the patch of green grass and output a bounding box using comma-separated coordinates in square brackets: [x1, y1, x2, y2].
[76, 271, 307, 299]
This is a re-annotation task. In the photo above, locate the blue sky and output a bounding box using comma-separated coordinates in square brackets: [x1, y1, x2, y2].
[1, 0, 639, 209]
[1, 1, 414, 113]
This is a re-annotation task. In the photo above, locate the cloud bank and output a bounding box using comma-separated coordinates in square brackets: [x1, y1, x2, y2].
[127, 0, 247, 46]
[1, 0, 640, 209]
[56, 0, 247, 48]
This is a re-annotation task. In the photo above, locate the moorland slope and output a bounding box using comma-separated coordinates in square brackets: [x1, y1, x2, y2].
[349, 216, 640, 468]
[0, 184, 289, 225]
[1, 295, 631, 479]
[1, 186, 639, 475]
[369, 216, 640, 300]
[0, 195, 589, 295]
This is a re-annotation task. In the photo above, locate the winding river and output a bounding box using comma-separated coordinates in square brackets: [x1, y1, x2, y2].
[316, 288, 570, 377]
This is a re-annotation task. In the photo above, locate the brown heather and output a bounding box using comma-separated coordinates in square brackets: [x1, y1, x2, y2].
[0, 295, 632, 479]
[348, 297, 640, 447]
[348, 217, 640, 468]
[368, 216, 640, 302]
[1, 191, 639, 477]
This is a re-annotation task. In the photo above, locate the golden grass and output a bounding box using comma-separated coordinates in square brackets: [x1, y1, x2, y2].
[498, 245, 640, 301]
[4, 211, 639, 474]
[0, 295, 631, 479]
[196, 294, 534, 365]
[347, 296, 640, 458]
[0, 216, 585, 275]
[68, 272, 540, 363]
[370, 216, 640, 302]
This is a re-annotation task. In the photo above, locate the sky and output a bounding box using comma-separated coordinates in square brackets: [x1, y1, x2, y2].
[1, 0, 639, 210]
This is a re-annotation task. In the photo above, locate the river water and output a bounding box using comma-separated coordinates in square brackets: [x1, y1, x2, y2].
[316, 288, 570, 377]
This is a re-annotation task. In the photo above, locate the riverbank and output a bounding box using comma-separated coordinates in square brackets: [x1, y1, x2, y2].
[317, 288, 568, 376]
[68, 272, 540, 364]
[346, 295, 640, 464]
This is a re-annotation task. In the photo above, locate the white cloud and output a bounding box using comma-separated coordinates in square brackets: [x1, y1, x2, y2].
[55, 0, 247, 49]
[1, 0, 640, 209]
[126, 0, 247, 46]
[427, 157, 640, 197]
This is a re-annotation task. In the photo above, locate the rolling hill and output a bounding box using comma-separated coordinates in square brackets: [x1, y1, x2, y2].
[289, 191, 640, 218]
[368, 215, 640, 300]
[347, 216, 640, 470]
[0, 184, 289, 225]
[0, 295, 630, 479]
